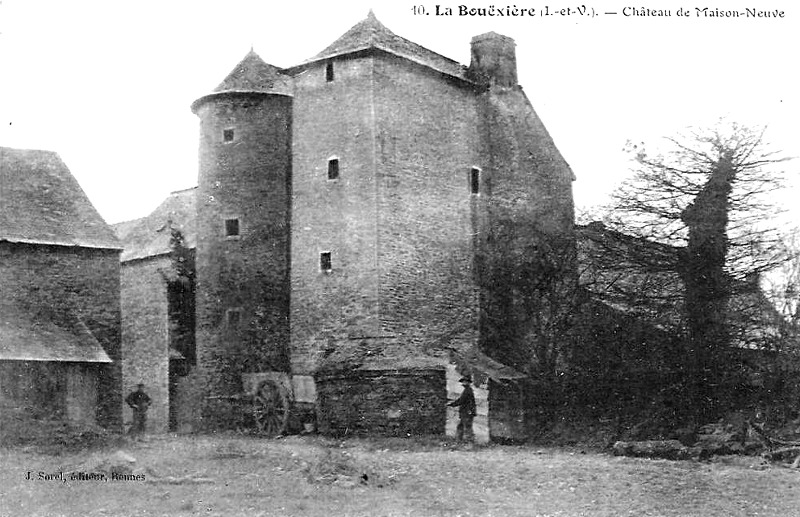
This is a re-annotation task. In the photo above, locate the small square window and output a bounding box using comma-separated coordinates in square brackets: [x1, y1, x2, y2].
[225, 218, 240, 237]
[320, 252, 332, 272]
[223, 129, 235, 142]
[328, 158, 340, 180]
[226, 308, 241, 327]
[470, 167, 481, 195]
[326, 62, 334, 82]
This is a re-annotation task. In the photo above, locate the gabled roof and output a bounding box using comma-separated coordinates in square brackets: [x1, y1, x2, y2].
[0, 302, 112, 363]
[113, 187, 196, 263]
[294, 10, 469, 81]
[0, 147, 120, 249]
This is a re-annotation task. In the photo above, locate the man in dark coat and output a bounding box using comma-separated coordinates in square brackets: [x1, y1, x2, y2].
[125, 383, 151, 436]
[448, 376, 476, 442]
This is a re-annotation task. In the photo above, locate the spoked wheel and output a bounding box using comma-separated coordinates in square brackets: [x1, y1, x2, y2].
[252, 380, 289, 437]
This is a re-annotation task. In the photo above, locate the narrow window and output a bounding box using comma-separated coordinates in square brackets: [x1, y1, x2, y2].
[328, 158, 340, 180]
[320, 251, 332, 272]
[224, 218, 240, 237]
[226, 308, 241, 328]
[223, 129, 235, 143]
[470, 167, 481, 195]
[326, 62, 334, 82]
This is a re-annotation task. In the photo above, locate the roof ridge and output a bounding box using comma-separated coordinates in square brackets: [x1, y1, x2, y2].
[170, 185, 198, 195]
[298, 11, 469, 82]
[0, 145, 59, 154]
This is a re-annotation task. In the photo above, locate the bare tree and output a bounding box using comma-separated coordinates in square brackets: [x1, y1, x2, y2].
[764, 229, 800, 352]
[603, 121, 791, 422]
[608, 122, 788, 280]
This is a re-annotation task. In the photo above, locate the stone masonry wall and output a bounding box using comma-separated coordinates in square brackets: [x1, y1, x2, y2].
[476, 86, 577, 370]
[290, 55, 381, 374]
[373, 53, 482, 356]
[119, 256, 170, 433]
[0, 242, 122, 428]
[170, 368, 204, 433]
[315, 368, 446, 437]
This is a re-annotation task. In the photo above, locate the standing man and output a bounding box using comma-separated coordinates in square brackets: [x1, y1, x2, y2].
[448, 376, 476, 442]
[125, 383, 151, 436]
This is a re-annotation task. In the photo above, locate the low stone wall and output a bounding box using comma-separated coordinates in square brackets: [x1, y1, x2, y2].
[315, 368, 446, 437]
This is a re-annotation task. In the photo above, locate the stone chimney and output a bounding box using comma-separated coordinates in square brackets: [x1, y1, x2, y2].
[468, 32, 517, 87]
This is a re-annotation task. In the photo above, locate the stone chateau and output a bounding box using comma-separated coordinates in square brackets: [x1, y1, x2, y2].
[115, 11, 576, 439]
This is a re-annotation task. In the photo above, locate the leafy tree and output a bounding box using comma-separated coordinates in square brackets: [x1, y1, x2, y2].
[166, 226, 196, 365]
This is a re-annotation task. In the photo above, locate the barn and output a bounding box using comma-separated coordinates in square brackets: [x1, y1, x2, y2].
[0, 147, 122, 428]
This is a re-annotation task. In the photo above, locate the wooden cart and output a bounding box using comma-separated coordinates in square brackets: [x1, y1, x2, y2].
[208, 372, 291, 436]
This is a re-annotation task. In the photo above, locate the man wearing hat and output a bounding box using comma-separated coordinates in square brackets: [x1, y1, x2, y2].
[448, 376, 476, 442]
[125, 383, 152, 436]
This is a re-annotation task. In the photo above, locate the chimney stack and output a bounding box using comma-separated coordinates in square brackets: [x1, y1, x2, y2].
[468, 32, 517, 87]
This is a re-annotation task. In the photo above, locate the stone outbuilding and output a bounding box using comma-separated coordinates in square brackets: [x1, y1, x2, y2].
[0, 147, 122, 428]
[113, 188, 198, 432]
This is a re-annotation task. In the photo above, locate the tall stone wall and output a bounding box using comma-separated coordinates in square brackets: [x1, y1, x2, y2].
[290, 56, 381, 374]
[290, 52, 487, 371]
[119, 256, 170, 433]
[475, 86, 577, 371]
[315, 368, 446, 437]
[373, 53, 482, 355]
[0, 242, 122, 428]
[194, 93, 293, 420]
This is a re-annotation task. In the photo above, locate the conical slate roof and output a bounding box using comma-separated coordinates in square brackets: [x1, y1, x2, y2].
[192, 49, 292, 112]
[213, 49, 291, 94]
[300, 11, 467, 80]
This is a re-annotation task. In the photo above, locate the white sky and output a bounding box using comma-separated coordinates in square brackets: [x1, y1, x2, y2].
[1, 0, 797, 225]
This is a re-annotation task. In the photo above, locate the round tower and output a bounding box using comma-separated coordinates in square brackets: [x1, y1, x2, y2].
[191, 50, 293, 423]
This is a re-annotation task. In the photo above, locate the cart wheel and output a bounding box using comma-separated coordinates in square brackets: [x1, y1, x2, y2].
[253, 380, 289, 437]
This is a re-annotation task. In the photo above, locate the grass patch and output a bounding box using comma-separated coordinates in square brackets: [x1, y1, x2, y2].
[302, 447, 394, 487]
[3, 434, 800, 516]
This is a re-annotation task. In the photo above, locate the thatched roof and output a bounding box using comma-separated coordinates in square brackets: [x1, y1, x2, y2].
[0, 302, 112, 363]
[0, 147, 120, 250]
[113, 187, 196, 263]
[292, 10, 469, 81]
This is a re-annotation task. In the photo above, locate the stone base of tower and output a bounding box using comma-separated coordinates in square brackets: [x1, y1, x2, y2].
[314, 367, 447, 437]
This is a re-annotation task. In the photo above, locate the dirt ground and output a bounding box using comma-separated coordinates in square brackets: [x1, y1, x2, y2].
[1, 434, 799, 517]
